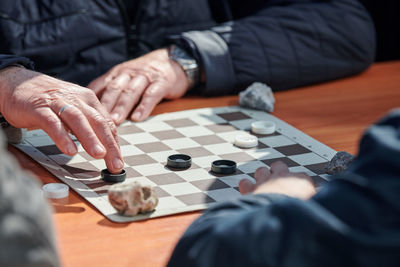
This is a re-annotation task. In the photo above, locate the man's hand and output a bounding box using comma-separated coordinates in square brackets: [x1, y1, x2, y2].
[0, 66, 124, 173]
[88, 48, 190, 124]
[239, 161, 316, 200]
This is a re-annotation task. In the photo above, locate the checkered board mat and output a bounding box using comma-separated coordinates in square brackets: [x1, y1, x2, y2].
[15, 106, 335, 223]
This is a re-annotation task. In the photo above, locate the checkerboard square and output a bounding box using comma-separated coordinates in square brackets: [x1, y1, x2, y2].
[37, 145, 61, 155]
[191, 135, 226, 145]
[192, 155, 222, 168]
[275, 144, 311, 156]
[229, 119, 256, 130]
[124, 154, 157, 166]
[218, 174, 254, 188]
[177, 125, 214, 137]
[163, 138, 200, 150]
[120, 145, 144, 157]
[164, 118, 197, 128]
[206, 123, 238, 133]
[153, 186, 170, 198]
[150, 130, 185, 140]
[134, 163, 170, 176]
[216, 111, 251, 121]
[176, 168, 213, 182]
[262, 157, 300, 167]
[288, 166, 317, 176]
[303, 162, 329, 175]
[175, 192, 216, 206]
[124, 167, 142, 178]
[156, 196, 186, 210]
[122, 132, 159, 145]
[117, 137, 131, 146]
[289, 153, 327, 166]
[204, 143, 242, 155]
[191, 179, 230, 191]
[62, 162, 99, 176]
[147, 173, 185, 185]
[160, 182, 202, 196]
[136, 142, 172, 153]
[50, 153, 87, 165]
[127, 177, 157, 187]
[28, 135, 55, 147]
[136, 121, 173, 132]
[246, 148, 285, 160]
[237, 161, 268, 173]
[219, 152, 255, 163]
[189, 115, 226, 125]
[118, 124, 144, 135]
[259, 135, 296, 148]
[147, 150, 178, 163]
[178, 147, 213, 158]
[206, 188, 242, 202]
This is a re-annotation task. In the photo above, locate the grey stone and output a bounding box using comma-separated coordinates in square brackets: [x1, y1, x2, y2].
[325, 151, 355, 174]
[108, 181, 158, 216]
[239, 82, 275, 112]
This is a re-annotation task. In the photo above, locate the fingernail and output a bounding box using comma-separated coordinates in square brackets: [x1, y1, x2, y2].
[111, 113, 120, 122]
[133, 111, 142, 121]
[92, 144, 106, 156]
[66, 144, 77, 155]
[113, 158, 124, 170]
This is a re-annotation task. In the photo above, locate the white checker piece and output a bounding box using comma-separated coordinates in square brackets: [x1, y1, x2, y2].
[16, 106, 336, 223]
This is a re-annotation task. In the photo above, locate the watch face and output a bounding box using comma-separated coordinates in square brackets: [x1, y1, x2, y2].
[169, 45, 200, 86]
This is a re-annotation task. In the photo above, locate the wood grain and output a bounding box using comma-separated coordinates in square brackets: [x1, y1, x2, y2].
[8, 60, 400, 267]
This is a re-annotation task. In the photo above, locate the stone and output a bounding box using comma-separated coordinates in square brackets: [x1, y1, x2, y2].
[325, 151, 355, 174]
[108, 181, 158, 216]
[239, 82, 275, 112]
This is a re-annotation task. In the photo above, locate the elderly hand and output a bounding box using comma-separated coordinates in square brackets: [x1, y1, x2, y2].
[0, 66, 124, 173]
[239, 161, 316, 200]
[88, 48, 190, 124]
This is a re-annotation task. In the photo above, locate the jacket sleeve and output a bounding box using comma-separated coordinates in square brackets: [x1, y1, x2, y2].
[178, 0, 375, 95]
[0, 54, 34, 70]
[167, 109, 400, 267]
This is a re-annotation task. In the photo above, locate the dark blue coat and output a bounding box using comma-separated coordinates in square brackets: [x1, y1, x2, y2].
[168, 110, 400, 267]
[0, 0, 375, 94]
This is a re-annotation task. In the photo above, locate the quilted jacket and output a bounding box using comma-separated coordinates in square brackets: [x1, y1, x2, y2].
[0, 0, 375, 95]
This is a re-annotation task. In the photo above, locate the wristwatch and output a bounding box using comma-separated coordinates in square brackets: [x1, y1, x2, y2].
[168, 44, 200, 88]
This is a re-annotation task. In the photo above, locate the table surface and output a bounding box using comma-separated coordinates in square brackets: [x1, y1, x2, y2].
[8, 60, 400, 267]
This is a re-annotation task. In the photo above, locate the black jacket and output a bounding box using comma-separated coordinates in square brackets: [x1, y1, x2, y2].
[168, 110, 400, 267]
[0, 0, 375, 95]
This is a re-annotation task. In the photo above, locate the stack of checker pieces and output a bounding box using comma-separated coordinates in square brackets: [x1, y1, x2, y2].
[15, 106, 335, 222]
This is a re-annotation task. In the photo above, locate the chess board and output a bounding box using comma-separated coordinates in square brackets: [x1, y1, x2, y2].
[15, 106, 335, 223]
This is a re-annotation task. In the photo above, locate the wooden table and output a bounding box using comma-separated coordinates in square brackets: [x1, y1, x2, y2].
[8, 61, 400, 267]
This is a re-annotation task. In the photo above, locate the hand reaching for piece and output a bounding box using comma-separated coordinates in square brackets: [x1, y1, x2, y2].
[88, 48, 190, 124]
[239, 161, 316, 200]
[0, 66, 124, 173]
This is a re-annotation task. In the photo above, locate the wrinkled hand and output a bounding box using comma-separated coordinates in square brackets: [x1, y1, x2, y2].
[88, 48, 190, 124]
[0, 67, 124, 173]
[239, 161, 316, 200]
